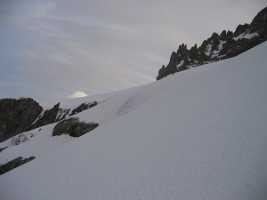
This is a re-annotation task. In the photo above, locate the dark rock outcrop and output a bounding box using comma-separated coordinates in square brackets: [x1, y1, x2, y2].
[30, 103, 70, 130]
[157, 7, 267, 80]
[0, 97, 99, 142]
[70, 101, 98, 116]
[0, 99, 69, 142]
[251, 7, 267, 33]
[0, 156, 35, 175]
[0, 98, 42, 141]
[53, 118, 98, 137]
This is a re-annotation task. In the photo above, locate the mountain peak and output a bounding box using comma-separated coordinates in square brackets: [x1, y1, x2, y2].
[156, 7, 267, 80]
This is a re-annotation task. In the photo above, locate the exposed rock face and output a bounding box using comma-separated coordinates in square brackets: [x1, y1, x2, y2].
[0, 98, 42, 141]
[30, 103, 70, 130]
[31, 101, 99, 129]
[251, 7, 267, 32]
[0, 156, 35, 175]
[157, 7, 267, 80]
[70, 101, 98, 116]
[0, 97, 100, 142]
[52, 118, 98, 137]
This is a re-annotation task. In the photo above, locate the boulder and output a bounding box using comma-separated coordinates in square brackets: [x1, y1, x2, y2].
[53, 118, 98, 137]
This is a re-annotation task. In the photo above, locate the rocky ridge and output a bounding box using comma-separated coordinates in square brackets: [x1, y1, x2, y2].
[0, 98, 98, 142]
[157, 7, 267, 80]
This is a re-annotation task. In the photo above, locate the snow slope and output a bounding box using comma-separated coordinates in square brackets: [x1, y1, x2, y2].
[1, 42, 267, 200]
[0, 83, 158, 165]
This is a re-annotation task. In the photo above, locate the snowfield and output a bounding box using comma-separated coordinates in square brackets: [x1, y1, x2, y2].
[1, 42, 267, 200]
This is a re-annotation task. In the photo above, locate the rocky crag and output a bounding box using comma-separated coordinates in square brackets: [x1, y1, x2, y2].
[0, 98, 98, 142]
[157, 7, 267, 80]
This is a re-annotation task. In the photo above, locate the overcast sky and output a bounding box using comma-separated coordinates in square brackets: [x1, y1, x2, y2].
[0, 0, 265, 104]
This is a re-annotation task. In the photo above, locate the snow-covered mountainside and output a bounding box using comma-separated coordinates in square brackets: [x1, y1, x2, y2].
[157, 6, 267, 80]
[1, 38, 267, 199]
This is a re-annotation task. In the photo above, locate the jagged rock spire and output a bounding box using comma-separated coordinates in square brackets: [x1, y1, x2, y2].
[156, 7, 267, 80]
